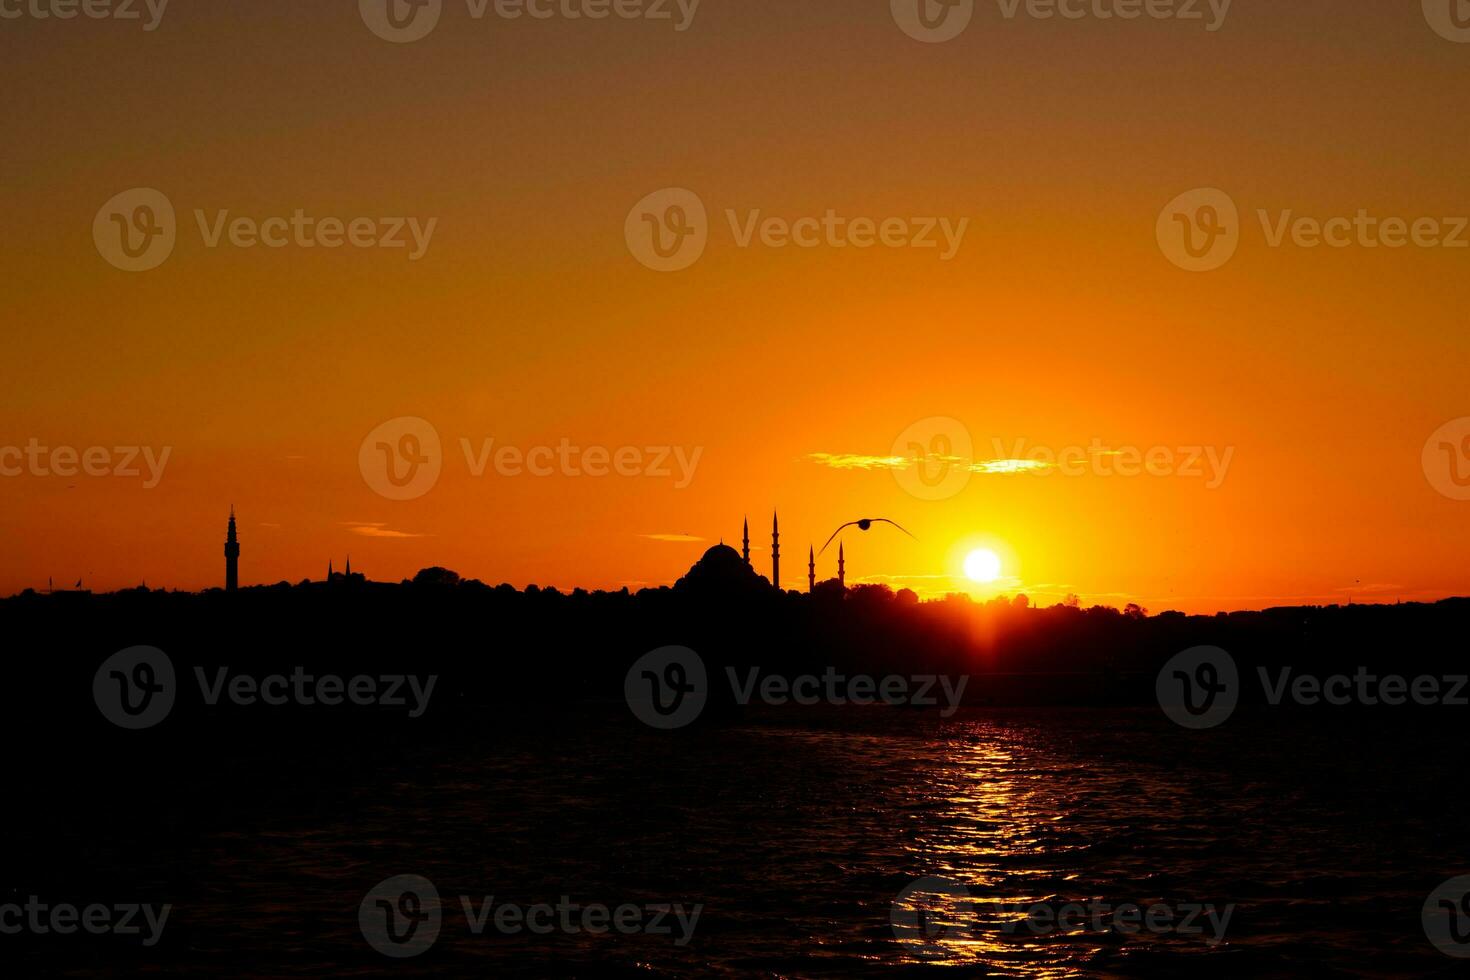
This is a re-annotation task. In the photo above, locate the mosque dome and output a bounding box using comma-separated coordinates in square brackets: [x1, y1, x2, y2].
[676, 541, 771, 594]
[698, 543, 743, 566]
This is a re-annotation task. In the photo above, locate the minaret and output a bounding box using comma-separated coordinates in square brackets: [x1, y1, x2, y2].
[328, 559, 334, 581]
[224, 506, 240, 592]
[346, 555, 352, 577]
[838, 542, 846, 589]
[771, 511, 780, 590]
[808, 545, 815, 592]
[742, 517, 751, 565]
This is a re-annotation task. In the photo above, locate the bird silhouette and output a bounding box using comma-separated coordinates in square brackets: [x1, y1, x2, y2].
[819, 518, 916, 556]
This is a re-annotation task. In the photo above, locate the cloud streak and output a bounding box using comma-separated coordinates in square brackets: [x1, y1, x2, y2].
[807, 452, 1052, 475]
[340, 522, 428, 539]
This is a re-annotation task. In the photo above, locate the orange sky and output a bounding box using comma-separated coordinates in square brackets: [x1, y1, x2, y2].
[3, 1, 1469, 611]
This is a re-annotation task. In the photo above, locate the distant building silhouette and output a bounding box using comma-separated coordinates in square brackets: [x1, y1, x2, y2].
[808, 545, 815, 592]
[674, 514, 790, 594]
[327, 555, 365, 587]
[44, 576, 90, 597]
[771, 512, 780, 590]
[225, 507, 240, 592]
[674, 542, 771, 595]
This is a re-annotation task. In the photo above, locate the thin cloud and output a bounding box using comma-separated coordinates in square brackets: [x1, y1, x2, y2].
[340, 522, 429, 539]
[640, 533, 704, 543]
[807, 452, 1053, 475]
[806, 452, 911, 471]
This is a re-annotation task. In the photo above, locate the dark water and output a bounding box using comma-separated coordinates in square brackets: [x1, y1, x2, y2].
[14, 706, 1467, 976]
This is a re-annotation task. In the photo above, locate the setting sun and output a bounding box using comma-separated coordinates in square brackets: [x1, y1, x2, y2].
[964, 548, 1003, 584]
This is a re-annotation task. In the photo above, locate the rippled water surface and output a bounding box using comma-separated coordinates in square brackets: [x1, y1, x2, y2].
[21, 707, 1468, 976]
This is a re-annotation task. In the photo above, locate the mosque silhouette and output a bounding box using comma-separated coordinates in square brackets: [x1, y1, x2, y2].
[674, 514, 846, 595]
[222, 509, 847, 595]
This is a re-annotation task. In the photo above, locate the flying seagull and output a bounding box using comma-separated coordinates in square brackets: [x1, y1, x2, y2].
[819, 518, 916, 556]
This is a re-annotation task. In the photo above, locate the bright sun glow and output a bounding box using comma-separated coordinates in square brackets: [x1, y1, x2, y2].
[964, 548, 1003, 584]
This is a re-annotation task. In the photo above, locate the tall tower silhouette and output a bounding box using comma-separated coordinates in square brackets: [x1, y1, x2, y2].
[808, 545, 815, 592]
[742, 517, 750, 565]
[771, 511, 780, 590]
[838, 541, 846, 589]
[224, 507, 240, 592]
